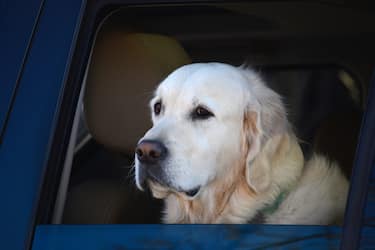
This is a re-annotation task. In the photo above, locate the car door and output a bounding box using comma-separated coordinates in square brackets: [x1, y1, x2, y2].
[0, 0, 42, 139]
[1, 1, 375, 250]
[32, 1, 375, 250]
[0, 0, 85, 249]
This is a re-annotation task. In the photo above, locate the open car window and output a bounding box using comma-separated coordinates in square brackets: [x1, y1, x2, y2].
[32, 2, 375, 250]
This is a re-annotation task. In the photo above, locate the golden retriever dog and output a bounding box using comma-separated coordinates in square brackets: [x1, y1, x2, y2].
[134, 63, 349, 224]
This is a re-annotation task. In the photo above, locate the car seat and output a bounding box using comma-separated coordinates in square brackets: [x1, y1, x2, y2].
[62, 21, 191, 223]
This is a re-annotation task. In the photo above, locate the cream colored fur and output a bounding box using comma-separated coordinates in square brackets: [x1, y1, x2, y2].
[135, 62, 349, 224]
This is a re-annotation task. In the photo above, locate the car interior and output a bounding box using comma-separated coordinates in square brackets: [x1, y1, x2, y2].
[53, 3, 375, 224]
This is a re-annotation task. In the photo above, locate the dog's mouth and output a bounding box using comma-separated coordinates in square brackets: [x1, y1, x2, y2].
[147, 174, 170, 189]
[148, 175, 201, 198]
[183, 186, 200, 197]
[137, 165, 201, 199]
[140, 171, 201, 198]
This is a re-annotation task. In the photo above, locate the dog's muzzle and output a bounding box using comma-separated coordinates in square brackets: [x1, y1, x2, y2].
[135, 140, 201, 198]
[135, 139, 169, 188]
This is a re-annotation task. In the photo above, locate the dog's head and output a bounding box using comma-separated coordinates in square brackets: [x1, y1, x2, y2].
[135, 63, 289, 199]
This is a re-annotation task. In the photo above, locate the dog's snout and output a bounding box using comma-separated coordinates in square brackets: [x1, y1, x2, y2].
[136, 140, 167, 164]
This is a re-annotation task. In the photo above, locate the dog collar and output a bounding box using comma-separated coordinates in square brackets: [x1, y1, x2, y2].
[260, 189, 289, 216]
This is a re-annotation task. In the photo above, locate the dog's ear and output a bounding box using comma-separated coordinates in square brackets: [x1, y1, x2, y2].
[243, 110, 270, 193]
[242, 80, 289, 193]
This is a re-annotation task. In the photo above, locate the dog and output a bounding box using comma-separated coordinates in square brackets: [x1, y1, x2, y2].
[134, 62, 349, 224]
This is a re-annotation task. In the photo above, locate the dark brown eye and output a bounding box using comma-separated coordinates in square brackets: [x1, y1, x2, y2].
[154, 101, 162, 115]
[192, 106, 214, 120]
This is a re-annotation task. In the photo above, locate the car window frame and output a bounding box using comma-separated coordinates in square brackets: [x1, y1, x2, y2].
[35, 1, 375, 250]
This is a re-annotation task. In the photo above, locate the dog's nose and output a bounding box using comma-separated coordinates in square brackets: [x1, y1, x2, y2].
[135, 140, 168, 164]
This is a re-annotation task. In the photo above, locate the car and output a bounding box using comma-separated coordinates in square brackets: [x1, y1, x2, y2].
[1, 0, 375, 249]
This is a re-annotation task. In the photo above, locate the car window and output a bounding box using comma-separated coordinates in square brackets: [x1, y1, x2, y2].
[34, 2, 375, 250]
[60, 3, 367, 225]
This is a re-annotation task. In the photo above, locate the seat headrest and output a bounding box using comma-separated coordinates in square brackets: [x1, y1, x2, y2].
[84, 30, 191, 152]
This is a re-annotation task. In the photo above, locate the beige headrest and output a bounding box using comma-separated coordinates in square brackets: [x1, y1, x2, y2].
[84, 31, 191, 152]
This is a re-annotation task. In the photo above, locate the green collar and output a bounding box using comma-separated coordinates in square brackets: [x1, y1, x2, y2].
[260, 189, 289, 216]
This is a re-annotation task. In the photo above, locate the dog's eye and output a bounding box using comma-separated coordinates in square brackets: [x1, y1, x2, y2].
[154, 101, 162, 115]
[192, 106, 214, 120]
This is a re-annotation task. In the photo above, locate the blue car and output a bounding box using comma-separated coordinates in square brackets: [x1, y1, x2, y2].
[1, 0, 375, 249]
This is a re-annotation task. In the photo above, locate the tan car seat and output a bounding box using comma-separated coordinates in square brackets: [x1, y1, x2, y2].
[85, 31, 191, 152]
[63, 23, 191, 223]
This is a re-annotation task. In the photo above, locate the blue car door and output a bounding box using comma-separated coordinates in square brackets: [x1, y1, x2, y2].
[0, 0, 43, 137]
[0, 0, 85, 249]
[1, 1, 374, 249]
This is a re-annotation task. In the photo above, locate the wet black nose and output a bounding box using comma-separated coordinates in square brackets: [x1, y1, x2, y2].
[135, 140, 168, 164]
